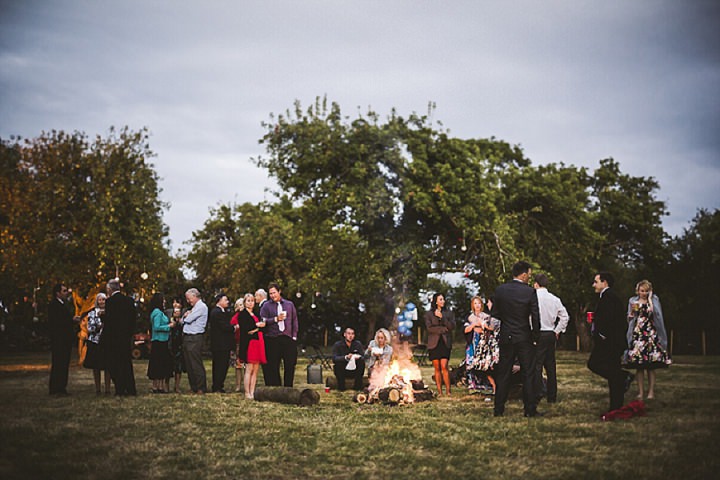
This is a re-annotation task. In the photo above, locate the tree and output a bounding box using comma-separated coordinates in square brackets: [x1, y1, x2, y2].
[0, 128, 181, 324]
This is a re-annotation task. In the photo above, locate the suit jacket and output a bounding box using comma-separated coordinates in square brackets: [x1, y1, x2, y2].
[491, 279, 541, 344]
[593, 287, 627, 357]
[48, 298, 75, 350]
[209, 306, 234, 352]
[102, 292, 136, 354]
[425, 309, 456, 350]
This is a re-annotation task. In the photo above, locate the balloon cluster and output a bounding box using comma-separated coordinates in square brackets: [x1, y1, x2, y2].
[397, 302, 417, 337]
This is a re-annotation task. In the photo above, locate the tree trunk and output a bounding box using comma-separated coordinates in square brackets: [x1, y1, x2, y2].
[253, 387, 320, 406]
[412, 389, 435, 402]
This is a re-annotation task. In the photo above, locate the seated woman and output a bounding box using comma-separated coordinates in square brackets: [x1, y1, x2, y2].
[364, 328, 393, 379]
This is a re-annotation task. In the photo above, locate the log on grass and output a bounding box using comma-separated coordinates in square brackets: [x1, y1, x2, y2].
[412, 389, 435, 402]
[377, 387, 402, 404]
[353, 392, 368, 404]
[253, 387, 320, 406]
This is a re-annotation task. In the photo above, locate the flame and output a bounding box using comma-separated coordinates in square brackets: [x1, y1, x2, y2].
[369, 340, 422, 403]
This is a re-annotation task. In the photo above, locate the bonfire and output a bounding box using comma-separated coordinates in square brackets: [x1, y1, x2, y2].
[354, 341, 434, 405]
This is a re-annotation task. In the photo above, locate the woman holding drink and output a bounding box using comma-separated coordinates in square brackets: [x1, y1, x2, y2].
[623, 280, 671, 400]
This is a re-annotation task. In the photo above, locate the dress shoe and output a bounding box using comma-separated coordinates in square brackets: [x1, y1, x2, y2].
[493, 411, 504, 417]
[524, 411, 545, 418]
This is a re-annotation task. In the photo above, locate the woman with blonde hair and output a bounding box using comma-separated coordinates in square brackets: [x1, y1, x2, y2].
[624, 280, 671, 400]
[237, 293, 267, 399]
[464, 296, 500, 394]
[364, 328, 393, 378]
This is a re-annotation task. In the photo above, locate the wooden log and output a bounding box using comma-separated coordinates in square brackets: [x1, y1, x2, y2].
[253, 387, 320, 406]
[412, 389, 435, 402]
[353, 392, 368, 404]
[377, 387, 402, 404]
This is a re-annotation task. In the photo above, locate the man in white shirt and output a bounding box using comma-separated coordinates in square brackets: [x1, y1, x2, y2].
[181, 288, 208, 394]
[533, 274, 569, 403]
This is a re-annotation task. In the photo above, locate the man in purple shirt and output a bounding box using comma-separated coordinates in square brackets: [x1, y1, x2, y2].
[259, 283, 299, 387]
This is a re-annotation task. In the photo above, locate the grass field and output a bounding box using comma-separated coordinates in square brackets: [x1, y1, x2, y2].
[1, 350, 718, 479]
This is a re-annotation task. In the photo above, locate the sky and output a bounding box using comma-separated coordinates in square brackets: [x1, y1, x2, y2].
[1, 1, 719, 253]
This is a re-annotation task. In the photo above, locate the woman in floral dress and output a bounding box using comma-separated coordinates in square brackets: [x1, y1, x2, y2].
[624, 280, 671, 400]
[464, 296, 500, 394]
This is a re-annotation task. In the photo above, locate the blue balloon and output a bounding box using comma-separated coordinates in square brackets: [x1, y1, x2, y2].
[405, 302, 416, 311]
[398, 326, 409, 336]
[397, 312, 405, 322]
[403, 320, 413, 329]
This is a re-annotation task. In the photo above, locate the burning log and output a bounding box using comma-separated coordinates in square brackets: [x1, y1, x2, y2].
[253, 387, 320, 406]
[377, 387, 402, 404]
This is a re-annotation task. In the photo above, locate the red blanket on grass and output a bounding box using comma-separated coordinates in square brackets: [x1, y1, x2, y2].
[601, 400, 646, 421]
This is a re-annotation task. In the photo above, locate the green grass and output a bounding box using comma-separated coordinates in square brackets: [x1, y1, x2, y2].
[1, 350, 718, 479]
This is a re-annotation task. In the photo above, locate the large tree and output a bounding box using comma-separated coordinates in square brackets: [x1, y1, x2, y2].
[0, 128, 180, 318]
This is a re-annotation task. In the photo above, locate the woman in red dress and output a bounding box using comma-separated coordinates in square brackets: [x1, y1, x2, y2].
[237, 293, 266, 399]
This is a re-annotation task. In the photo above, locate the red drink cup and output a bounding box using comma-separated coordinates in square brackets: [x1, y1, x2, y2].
[586, 312, 594, 323]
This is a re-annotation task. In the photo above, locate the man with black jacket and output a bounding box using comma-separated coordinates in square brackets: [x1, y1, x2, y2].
[491, 261, 542, 417]
[209, 293, 234, 393]
[588, 272, 634, 413]
[48, 283, 78, 395]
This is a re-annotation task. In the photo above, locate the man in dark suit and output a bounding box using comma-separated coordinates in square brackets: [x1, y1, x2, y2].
[209, 293, 234, 393]
[491, 261, 542, 417]
[102, 279, 137, 396]
[48, 283, 78, 395]
[587, 272, 633, 413]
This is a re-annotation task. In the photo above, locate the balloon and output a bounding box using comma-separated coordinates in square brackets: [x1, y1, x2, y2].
[403, 320, 413, 329]
[397, 312, 405, 322]
[405, 302, 416, 311]
[398, 326, 409, 336]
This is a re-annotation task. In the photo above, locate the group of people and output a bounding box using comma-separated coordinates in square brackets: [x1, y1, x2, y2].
[49, 281, 300, 399]
[417, 261, 671, 418]
[49, 279, 138, 396]
[49, 264, 671, 417]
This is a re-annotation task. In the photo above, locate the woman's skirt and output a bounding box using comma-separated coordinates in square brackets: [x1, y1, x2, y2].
[428, 336, 451, 361]
[246, 332, 267, 364]
[83, 341, 106, 370]
[147, 340, 173, 380]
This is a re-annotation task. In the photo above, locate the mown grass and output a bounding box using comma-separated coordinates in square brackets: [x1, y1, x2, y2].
[0, 350, 718, 479]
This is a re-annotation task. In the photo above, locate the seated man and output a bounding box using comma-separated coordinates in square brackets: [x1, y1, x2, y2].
[332, 326, 365, 391]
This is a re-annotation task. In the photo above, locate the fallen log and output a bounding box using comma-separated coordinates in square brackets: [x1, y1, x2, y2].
[412, 389, 435, 402]
[353, 392, 368, 404]
[253, 387, 320, 406]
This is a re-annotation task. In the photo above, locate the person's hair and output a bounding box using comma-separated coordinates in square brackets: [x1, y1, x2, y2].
[343, 326, 355, 334]
[107, 279, 121, 293]
[267, 282, 281, 293]
[94, 292, 107, 308]
[185, 288, 201, 299]
[242, 293, 254, 310]
[534, 273, 550, 288]
[52, 283, 65, 296]
[635, 279, 653, 294]
[375, 328, 391, 344]
[430, 292, 445, 311]
[214, 292, 227, 305]
[172, 296, 185, 307]
[254, 288, 267, 300]
[512, 261, 532, 278]
[148, 292, 165, 312]
[470, 295, 484, 312]
[234, 298, 244, 312]
[596, 271, 615, 288]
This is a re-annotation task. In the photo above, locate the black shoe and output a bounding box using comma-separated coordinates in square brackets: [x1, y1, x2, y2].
[624, 373, 635, 393]
[493, 411, 504, 417]
[524, 411, 545, 418]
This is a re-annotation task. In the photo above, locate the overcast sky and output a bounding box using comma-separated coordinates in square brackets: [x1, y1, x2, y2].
[2, 1, 719, 252]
